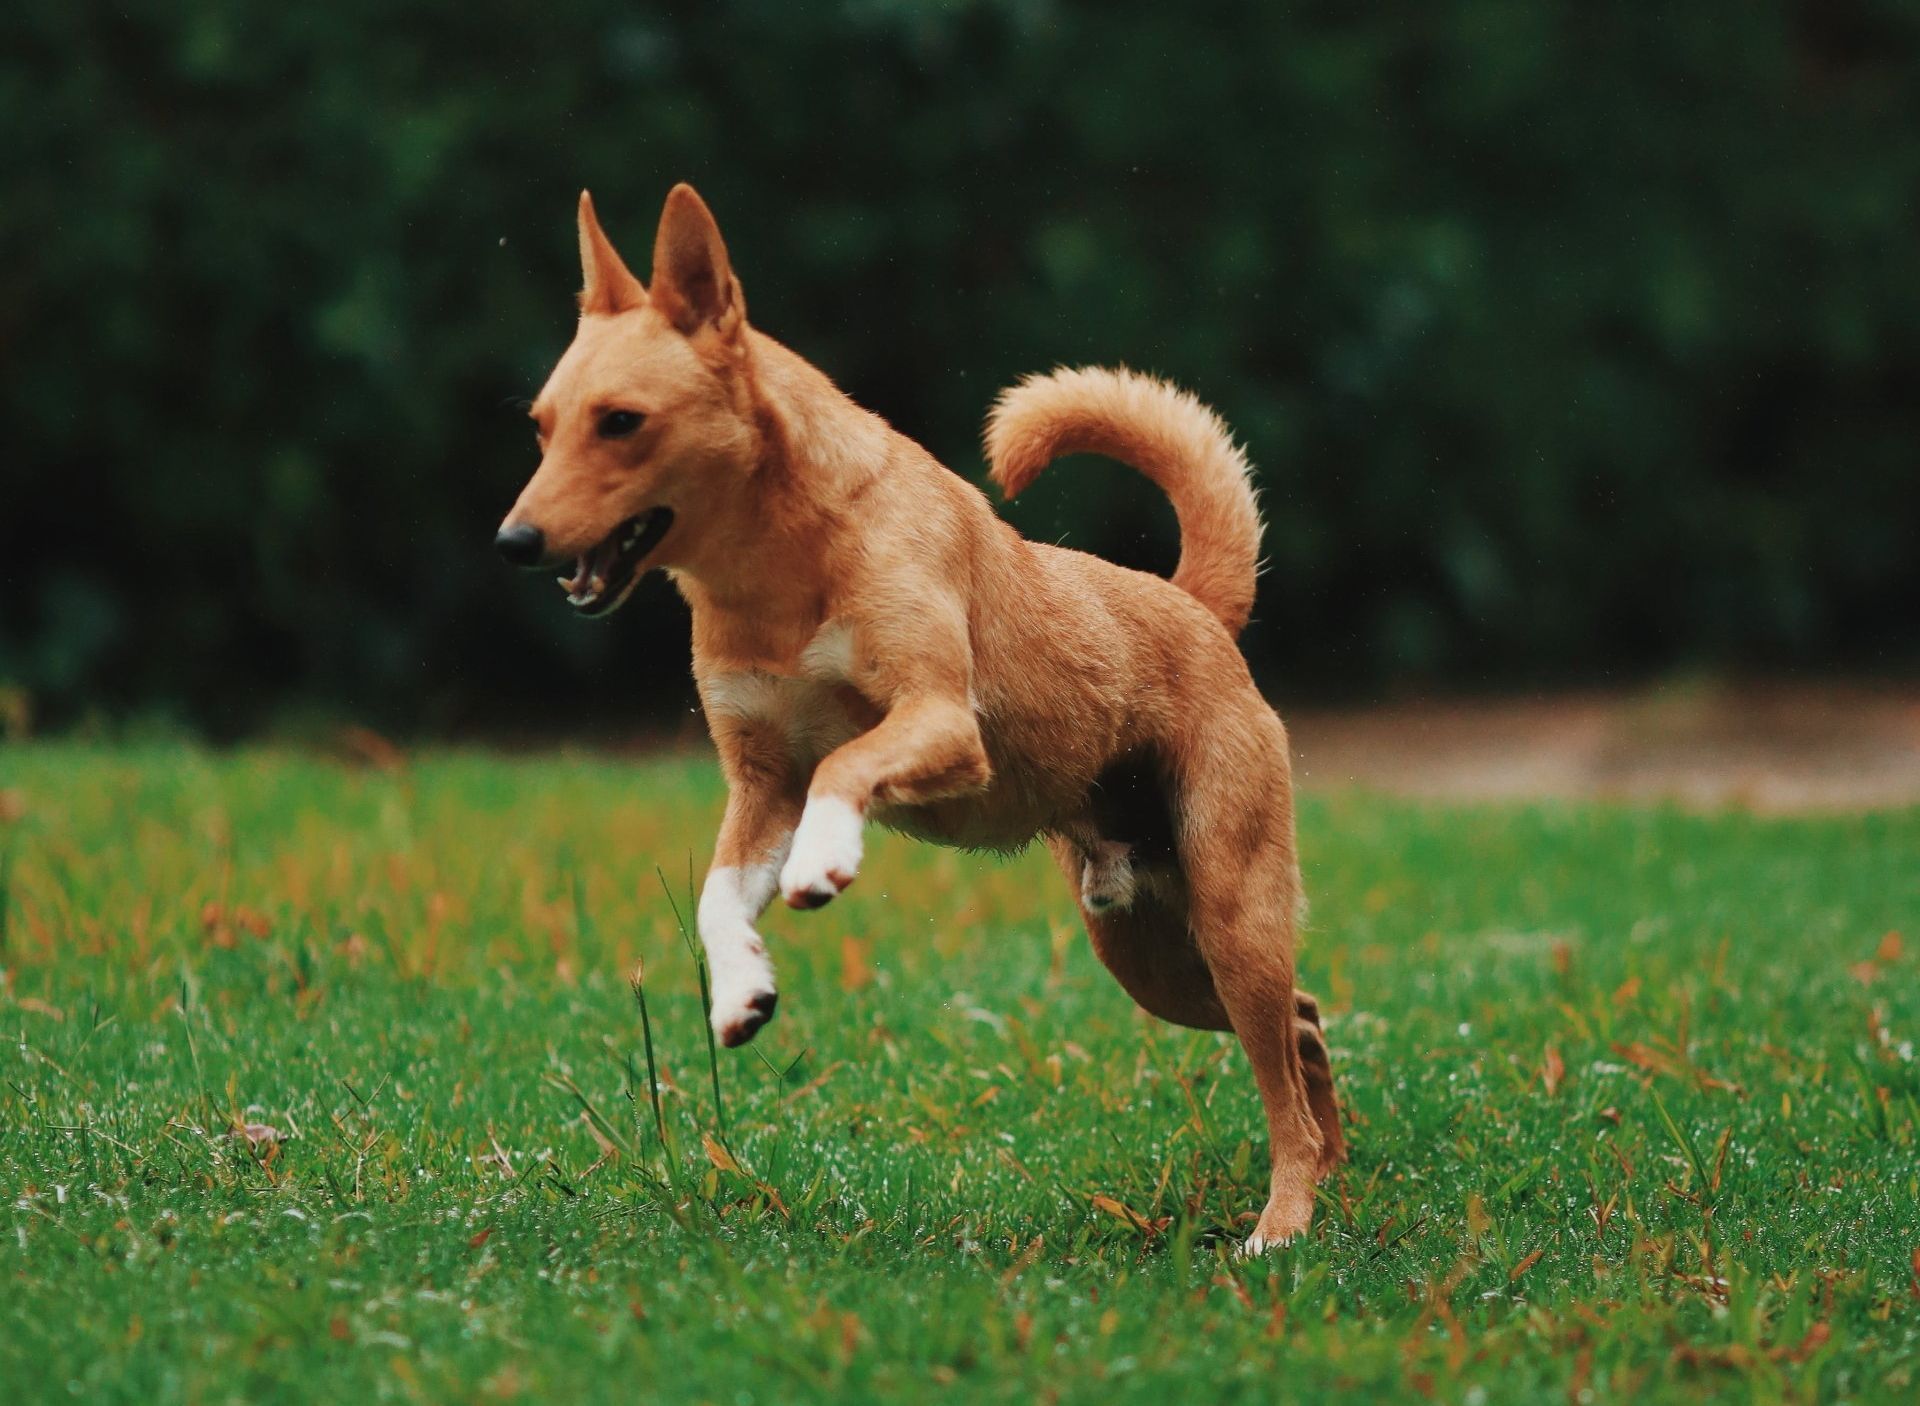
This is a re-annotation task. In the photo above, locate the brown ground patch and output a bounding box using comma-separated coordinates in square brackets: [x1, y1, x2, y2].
[1288, 680, 1920, 812]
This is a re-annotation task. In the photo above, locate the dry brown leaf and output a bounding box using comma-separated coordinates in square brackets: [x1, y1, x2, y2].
[1542, 1043, 1566, 1097]
[1466, 1193, 1492, 1238]
[839, 935, 873, 993]
[1877, 931, 1904, 963]
[1777, 1321, 1831, 1363]
[702, 1132, 742, 1176]
[1091, 1193, 1170, 1234]
[1612, 1040, 1677, 1076]
[578, 1111, 616, 1157]
[1509, 1248, 1545, 1281]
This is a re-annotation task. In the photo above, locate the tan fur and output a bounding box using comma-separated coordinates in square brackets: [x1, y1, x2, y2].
[499, 186, 1345, 1248]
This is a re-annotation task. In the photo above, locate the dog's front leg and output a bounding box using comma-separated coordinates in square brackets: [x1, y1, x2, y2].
[780, 691, 990, 909]
[700, 725, 805, 1047]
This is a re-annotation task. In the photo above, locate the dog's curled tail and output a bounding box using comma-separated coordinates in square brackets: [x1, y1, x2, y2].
[985, 366, 1262, 637]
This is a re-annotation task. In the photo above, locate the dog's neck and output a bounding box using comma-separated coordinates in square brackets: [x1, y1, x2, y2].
[671, 331, 891, 661]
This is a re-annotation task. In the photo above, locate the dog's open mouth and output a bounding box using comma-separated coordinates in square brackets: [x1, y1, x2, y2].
[557, 508, 674, 616]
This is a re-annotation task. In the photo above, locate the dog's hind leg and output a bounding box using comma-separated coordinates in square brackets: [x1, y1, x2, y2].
[1049, 837, 1343, 1158]
[1168, 722, 1331, 1252]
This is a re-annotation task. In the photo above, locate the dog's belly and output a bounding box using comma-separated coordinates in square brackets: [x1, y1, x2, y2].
[875, 720, 1097, 852]
[872, 792, 1053, 853]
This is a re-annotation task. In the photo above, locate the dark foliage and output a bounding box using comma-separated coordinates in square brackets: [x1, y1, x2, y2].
[4, 0, 1917, 733]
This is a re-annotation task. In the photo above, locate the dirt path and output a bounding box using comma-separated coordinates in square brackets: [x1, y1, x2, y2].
[1288, 681, 1920, 812]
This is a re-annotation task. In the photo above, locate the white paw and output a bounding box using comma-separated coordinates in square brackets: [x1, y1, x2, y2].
[698, 863, 781, 1047]
[706, 932, 778, 1046]
[708, 965, 778, 1048]
[779, 796, 863, 909]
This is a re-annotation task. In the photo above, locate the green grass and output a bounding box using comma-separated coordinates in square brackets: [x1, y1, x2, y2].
[2, 742, 1917, 1403]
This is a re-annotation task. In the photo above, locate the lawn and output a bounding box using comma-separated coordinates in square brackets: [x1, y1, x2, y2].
[2, 742, 1916, 1403]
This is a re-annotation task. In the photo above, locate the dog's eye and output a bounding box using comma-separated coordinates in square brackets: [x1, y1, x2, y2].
[597, 410, 644, 439]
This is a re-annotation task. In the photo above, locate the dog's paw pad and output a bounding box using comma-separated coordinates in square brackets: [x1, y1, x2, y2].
[713, 989, 778, 1047]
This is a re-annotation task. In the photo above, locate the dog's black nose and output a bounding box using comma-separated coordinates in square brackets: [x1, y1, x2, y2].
[494, 523, 546, 568]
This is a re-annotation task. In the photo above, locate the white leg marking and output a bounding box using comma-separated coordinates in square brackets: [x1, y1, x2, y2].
[698, 852, 785, 1047]
[778, 796, 864, 909]
[1239, 1231, 1292, 1258]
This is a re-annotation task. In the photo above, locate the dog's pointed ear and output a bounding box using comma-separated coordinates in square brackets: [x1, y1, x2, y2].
[577, 191, 646, 315]
[650, 184, 745, 338]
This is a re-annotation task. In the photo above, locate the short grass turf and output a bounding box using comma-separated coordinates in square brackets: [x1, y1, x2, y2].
[2, 742, 1917, 1404]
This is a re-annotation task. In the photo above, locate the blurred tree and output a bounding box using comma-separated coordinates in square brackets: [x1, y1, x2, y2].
[2, 0, 1916, 734]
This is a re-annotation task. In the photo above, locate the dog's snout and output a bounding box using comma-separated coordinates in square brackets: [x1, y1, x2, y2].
[494, 522, 548, 568]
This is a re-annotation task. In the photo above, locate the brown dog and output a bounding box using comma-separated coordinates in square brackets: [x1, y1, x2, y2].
[497, 185, 1344, 1248]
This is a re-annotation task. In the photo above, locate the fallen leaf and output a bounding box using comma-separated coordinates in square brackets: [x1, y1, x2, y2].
[1777, 1321, 1831, 1363]
[1466, 1193, 1492, 1238]
[1612, 1040, 1678, 1076]
[1091, 1193, 1170, 1235]
[1509, 1248, 1544, 1281]
[468, 1226, 493, 1249]
[839, 935, 872, 992]
[1878, 931, 1904, 963]
[702, 1132, 742, 1176]
[1542, 1043, 1566, 1097]
[572, 1112, 618, 1160]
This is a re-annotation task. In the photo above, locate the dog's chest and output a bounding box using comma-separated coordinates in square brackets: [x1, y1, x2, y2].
[698, 622, 876, 764]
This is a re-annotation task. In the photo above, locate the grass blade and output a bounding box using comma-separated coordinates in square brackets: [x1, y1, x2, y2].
[657, 864, 726, 1142]
[629, 959, 668, 1151]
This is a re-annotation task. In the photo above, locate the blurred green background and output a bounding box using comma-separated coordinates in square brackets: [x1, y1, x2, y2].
[4, 0, 1917, 737]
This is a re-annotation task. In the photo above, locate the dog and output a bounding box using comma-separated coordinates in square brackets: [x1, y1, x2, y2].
[496, 185, 1344, 1248]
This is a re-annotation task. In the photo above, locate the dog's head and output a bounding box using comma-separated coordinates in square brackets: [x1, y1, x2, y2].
[496, 185, 759, 616]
